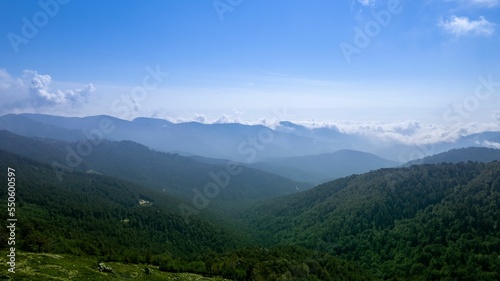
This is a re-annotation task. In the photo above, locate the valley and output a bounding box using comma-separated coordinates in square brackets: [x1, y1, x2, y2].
[0, 116, 500, 280]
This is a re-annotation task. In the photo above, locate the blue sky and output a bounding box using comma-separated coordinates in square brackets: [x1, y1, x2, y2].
[1, 0, 500, 135]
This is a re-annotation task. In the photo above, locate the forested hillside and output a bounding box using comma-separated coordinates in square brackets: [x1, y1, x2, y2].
[245, 162, 500, 280]
[249, 150, 398, 183]
[0, 130, 309, 205]
[0, 150, 372, 280]
[404, 147, 500, 166]
[0, 150, 244, 261]
[2, 131, 500, 280]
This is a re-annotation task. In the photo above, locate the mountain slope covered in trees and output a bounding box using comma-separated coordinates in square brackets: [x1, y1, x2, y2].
[249, 150, 398, 183]
[244, 162, 500, 280]
[2, 144, 500, 279]
[404, 147, 500, 166]
[2, 129, 500, 279]
[0, 130, 310, 206]
[0, 150, 244, 261]
[0, 150, 373, 280]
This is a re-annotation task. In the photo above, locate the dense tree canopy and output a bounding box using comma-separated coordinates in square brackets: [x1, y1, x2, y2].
[245, 162, 500, 280]
[0, 150, 369, 280]
[1, 133, 500, 280]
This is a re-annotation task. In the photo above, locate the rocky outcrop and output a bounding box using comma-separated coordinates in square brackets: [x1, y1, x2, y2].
[98, 262, 114, 273]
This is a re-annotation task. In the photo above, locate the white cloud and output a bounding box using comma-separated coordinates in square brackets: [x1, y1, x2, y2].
[23, 70, 95, 106]
[351, 0, 375, 9]
[446, 0, 500, 8]
[494, 110, 500, 121]
[0, 69, 95, 114]
[482, 140, 500, 149]
[194, 113, 207, 123]
[358, 0, 373, 6]
[0, 69, 22, 90]
[147, 115, 500, 146]
[214, 114, 231, 124]
[291, 120, 500, 145]
[463, 0, 499, 8]
[439, 15, 496, 37]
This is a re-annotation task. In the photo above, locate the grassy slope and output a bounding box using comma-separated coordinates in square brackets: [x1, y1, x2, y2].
[0, 251, 231, 281]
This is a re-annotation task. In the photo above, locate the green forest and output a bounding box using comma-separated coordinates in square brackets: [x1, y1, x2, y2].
[0, 150, 370, 280]
[1, 144, 500, 280]
[244, 162, 500, 280]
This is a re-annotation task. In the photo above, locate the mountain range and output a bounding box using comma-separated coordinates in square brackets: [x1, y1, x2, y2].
[3, 113, 500, 162]
[0, 130, 309, 212]
[248, 150, 399, 184]
[1, 113, 500, 279]
[404, 147, 500, 166]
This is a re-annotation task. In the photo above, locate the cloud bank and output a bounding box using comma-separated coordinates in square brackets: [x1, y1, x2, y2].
[147, 110, 500, 147]
[462, 0, 500, 8]
[357, 0, 375, 6]
[439, 16, 496, 37]
[0, 69, 95, 114]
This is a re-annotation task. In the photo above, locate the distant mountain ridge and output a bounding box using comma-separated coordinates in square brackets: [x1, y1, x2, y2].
[0, 130, 309, 207]
[0, 113, 397, 162]
[404, 147, 500, 166]
[2, 113, 500, 163]
[1, 113, 337, 162]
[248, 149, 399, 184]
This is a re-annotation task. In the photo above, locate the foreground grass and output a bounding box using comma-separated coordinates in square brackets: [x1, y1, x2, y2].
[0, 251, 231, 281]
